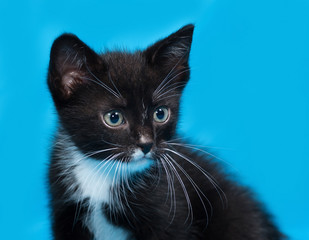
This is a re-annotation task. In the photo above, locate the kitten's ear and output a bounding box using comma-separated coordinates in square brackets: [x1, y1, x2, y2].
[48, 34, 103, 102]
[145, 24, 194, 70]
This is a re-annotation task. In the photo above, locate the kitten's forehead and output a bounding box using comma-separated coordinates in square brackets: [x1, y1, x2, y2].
[103, 52, 144, 81]
[102, 51, 160, 97]
[90, 50, 184, 115]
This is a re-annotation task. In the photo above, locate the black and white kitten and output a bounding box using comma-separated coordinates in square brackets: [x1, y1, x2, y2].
[47, 25, 284, 240]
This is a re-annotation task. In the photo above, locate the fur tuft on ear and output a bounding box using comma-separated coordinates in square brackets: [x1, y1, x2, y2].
[145, 24, 194, 69]
[48, 34, 102, 102]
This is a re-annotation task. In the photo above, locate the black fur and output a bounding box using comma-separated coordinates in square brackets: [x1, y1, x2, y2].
[48, 24, 284, 240]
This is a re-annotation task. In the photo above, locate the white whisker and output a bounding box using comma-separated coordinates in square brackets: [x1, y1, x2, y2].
[163, 147, 228, 209]
[155, 83, 187, 100]
[167, 142, 235, 170]
[162, 154, 193, 225]
[165, 153, 212, 228]
[108, 72, 123, 99]
[158, 156, 176, 224]
[84, 64, 121, 99]
[153, 49, 190, 100]
[153, 69, 190, 100]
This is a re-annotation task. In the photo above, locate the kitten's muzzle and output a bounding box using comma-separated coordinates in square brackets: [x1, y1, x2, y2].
[137, 142, 153, 155]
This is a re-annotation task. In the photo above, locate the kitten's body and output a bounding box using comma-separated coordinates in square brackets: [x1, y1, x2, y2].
[48, 25, 283, 240]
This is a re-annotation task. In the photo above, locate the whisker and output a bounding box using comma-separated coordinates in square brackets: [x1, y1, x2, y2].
[123, 161, 135, 196]
[95, 159, 119, 220]
[73, 157, 111, 223]
[77, 156, 116, 225]
[85, 155, 118, 206]
[84, 64, 121, 99]
[86, 154, 121, 206]
[119, 161, 137, 228]
[162, 154, 193, 225]
[167, 142, 235, 169]
[158, 156, 176, 224]
[82, 76, 120, 99]
[83, 148, 119, 159]
[100, 138, 124, 148]
[54, 148, 118, 186]
[155, 94, 182, 101]
[110, 161, 121, 222]
[165, 153, 212, 228]
[108, 72, 123, 99]
[153, 49, 190, 98]
[153, 69, 190, 100]
[166, 136, 191, 142]
[163, 147, 228, 209]
[167, 141, 233, 151]
[157, 80, 188, 93]
[155, 83, 187, 100]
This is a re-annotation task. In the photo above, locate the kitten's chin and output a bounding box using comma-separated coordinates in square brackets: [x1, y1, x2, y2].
[127, 157, 153, 174]
[128, 149, 154, 172]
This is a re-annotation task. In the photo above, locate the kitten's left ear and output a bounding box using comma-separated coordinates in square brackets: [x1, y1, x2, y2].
[145, 24, 194, 71]
[48, 34, 103, 104]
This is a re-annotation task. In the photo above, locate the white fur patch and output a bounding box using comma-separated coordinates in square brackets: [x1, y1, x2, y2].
[56, 134, 152, 240]
[72, 149, 153, 204]
[73, 155, 114, 203]
[88, 203, 131, 240]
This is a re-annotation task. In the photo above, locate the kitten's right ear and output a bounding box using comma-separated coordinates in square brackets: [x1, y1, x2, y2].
[145, 24, 194, 70]
[48, 34, 102, 103]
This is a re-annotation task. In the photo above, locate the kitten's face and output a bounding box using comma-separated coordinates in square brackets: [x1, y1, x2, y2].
[48, 25, 194, 170]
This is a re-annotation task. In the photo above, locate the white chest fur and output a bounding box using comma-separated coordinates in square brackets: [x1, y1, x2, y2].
[73, 157, 114, 203]
[62, 147, 151, 240]
[72, 156, 132, 240]
[88, 203, 131, 240]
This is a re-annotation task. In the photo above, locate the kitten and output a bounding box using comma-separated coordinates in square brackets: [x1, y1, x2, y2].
[47, 24, 284, 240]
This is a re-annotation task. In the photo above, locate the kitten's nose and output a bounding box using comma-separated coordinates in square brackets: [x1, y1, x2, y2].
[137, 142, 153, 155]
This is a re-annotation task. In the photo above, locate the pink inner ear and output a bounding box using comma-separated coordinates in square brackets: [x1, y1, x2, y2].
[62, 71, 84, 97]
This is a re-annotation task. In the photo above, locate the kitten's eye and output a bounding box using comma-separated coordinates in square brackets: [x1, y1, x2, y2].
[153, 106, 169, 123]
[103, 110, 124, 127]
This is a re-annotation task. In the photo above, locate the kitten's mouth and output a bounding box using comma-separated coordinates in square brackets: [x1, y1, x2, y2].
[131, 149, 153, 162]
[121, 149, 154, 174]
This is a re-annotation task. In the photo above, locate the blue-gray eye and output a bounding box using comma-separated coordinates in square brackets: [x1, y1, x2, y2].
[153, 106, 169, 123]
[103, 111, 124, 127]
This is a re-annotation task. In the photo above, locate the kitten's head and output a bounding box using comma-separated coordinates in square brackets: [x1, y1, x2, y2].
[48, 24, 194, 172]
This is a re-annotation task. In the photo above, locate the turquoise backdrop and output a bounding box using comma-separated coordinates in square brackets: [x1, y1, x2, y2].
[0, 0, 308, 239]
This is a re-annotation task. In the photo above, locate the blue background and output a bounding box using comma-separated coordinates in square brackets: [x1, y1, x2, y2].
[0, 0, 308, 239]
